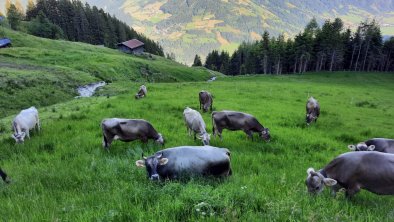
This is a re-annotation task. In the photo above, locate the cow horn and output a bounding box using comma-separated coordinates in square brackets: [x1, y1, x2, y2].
[142, 152, 147, 160]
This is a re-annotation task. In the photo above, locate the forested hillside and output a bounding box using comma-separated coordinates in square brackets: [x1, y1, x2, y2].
[86, 0, 394, 64]
[203, 18, 394, 75]
[1, 0, 164, 56]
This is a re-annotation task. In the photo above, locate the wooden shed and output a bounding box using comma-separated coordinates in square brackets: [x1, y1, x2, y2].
[117, 39, 145, 55]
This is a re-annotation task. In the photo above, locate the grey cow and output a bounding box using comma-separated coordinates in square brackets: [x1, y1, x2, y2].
[136, 146, 232, 181]
[306, 152, 394, 198]
[101, 118, 164, 149]
[199, 91, 213, 112]
[135, 85, 147, 99]
[0, 168, 10, 183]
[212, 111, 270, 141]
[306, 97, 320, 125]
[183, 107, 210, 145]
[12, 106, 40, 143]
[348, 138, 394, 154]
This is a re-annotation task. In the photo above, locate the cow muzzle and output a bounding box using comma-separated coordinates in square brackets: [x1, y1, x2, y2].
[150, 174, 160, 181]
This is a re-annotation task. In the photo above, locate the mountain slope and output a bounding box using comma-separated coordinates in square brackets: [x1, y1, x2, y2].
[82, 0, 394, 64]
[0, 27, 217, 117]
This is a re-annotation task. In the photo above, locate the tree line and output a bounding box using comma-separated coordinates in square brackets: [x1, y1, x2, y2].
[2, 0, 164, 56]
[199, 18, 394, 74]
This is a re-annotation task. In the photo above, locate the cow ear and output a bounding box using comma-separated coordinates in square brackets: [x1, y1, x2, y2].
[306, 168, 315, 175]
[348, 145, 356, 151]
[135, 160, 145, 168]
[367, 145, 375, 151]
[159, 158, 168, 165]
[323, 178, 337, 187]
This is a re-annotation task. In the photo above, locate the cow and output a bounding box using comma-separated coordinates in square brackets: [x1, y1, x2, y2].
[101, 118, 164, 149]
[306, 97, 320, 125]
[0, 168, 10, 183]
[305, 152, 394, 198]
[183, 107, 210, 145]
[135, 146, 232, 181]
[348, 138, 394, 154]
[135, 85, 147, 99]
[11, 106, 40, 143]
[199, 91, 213, 112]
[212, 111, 270, 141]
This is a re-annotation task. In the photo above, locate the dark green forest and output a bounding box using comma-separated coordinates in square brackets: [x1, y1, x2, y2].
[202, 18, 394, 74]
[3, 0, 164, 56]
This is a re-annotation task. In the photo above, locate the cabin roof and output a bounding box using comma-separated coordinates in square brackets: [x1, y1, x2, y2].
[0, 38, 11, 47]
[117, 39, 144, 50]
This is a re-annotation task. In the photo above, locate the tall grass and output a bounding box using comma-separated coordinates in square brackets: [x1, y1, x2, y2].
[0, 72, 393, 221]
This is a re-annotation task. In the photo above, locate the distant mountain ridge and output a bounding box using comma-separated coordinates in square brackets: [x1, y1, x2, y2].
[7, 0, 394, 64]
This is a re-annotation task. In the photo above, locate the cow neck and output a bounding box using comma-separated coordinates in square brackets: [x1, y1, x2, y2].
[319, 169, 327, 178]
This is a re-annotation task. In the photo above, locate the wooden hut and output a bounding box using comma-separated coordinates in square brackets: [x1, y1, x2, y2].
[117, 39, 145, 55]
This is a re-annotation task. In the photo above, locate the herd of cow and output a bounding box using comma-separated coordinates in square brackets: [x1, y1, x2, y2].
[1, 85, 393, 199]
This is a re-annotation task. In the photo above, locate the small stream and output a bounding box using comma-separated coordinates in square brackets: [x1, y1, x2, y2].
[76, 81, 106, 98]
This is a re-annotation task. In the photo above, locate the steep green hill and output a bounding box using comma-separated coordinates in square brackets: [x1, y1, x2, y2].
[81, 0, 394, 64]
[0, 27, 218, 117]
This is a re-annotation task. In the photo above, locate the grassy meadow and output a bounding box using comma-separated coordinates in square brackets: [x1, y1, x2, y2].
[0, 72, 393, 221]
[0, 27, 217, 117]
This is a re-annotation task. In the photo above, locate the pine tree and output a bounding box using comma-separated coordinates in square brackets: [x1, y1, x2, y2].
[26, 0, 36, 20]
[15, 0, 24, 15]
[7, 4, 22, 30]
[192, 55, 202, 66]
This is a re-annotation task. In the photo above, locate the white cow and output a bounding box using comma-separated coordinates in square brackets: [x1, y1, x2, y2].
[12, 107, 40, 143]
[183, 107, 210, 145]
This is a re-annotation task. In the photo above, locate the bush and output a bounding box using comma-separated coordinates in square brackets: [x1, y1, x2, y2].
[27, 11, 63, 39]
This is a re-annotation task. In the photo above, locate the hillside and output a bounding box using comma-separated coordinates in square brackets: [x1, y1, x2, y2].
[0, 27, 217, 117]
[77, 0, 394, 64]
[0, 72, 393, 220]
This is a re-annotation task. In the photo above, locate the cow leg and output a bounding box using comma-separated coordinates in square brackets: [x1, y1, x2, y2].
[102, 133, 113, 149]
[330, 184, 342, 197]
[218, 128, 223, 141]
[36, 117, 41, 132]
[26, 130, 30, 139]
[193, 132, 197, 141]
[345, 185, 360, 199]
[244, 130, 253, 141]
[0, 168, 9, 183]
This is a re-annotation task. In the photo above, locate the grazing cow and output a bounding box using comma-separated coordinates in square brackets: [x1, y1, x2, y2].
[306, 97, 320, 125]
[12, 106, 40, 143]
[135, 146, 232, 181]
[348, 138, 394, 154]
[135, 85, 147, 99]
[212, 111, 270, 141]
[306, 152, 394, 198]
[199, 91, 213, 112]
[101, 118, 164, 149]
[0, 168, 10, 183]
[183, 107, 210, 145]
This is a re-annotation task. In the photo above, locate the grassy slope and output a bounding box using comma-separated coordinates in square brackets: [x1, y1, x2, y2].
[0, 27, 217, 117]
[0, 72, 393, 221]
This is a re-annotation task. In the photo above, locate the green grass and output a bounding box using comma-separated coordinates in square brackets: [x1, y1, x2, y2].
[0, 27, 218, 117]
[0, 72, 393, 221]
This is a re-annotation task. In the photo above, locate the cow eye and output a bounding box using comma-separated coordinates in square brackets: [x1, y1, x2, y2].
[315, 186, 320, 190]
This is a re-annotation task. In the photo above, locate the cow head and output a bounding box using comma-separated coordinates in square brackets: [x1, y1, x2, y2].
[136, 152, 169, 181]
[305, 168, 337, 194]
[156, 133, 164, 145]
[259, 128, 270, 142]
[306, 113, 317, 125]
[198, 132, 211, 145]
[348, 143, 375, 151]
[11, 132, 26, 143]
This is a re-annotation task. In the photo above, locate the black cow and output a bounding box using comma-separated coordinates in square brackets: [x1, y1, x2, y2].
[135, 146, 232, 180]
